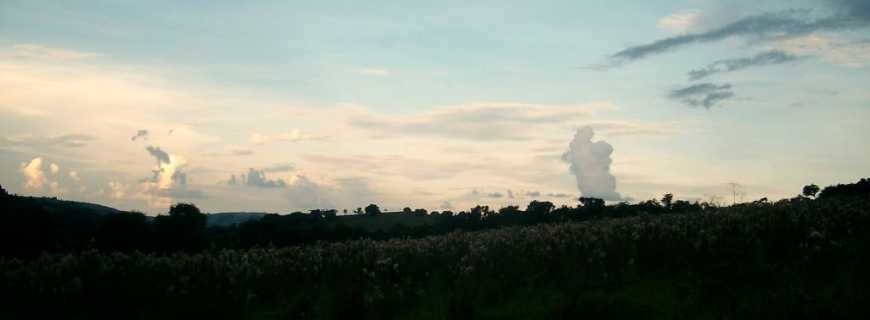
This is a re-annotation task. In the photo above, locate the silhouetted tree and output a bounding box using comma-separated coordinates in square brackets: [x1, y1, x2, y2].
[153, 203, 207, 252]
[0, 184, 8, 198]
[413, 208, 428, 216]
[661, 193, 674, 210]
[802, 184, 820, 198]
[402, 207, 413, 215]
[364, 204, 381, 216]
[579, 197, 605, 214]
[96, 211, 149, 251]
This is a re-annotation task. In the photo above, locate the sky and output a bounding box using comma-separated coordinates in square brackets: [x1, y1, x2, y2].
[1, 0, 868, 214]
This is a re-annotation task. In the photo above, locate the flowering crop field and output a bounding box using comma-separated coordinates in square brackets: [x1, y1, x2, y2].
[3, 196, 870, 319]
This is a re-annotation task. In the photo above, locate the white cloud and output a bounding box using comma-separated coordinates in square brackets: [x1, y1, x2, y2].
[69, 170, 81, 181]
[20, 157, 46, 190]
[656, 10, 702, 33]
[49, 163, 60, 175]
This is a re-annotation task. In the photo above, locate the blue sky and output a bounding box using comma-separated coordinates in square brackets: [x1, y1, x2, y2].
[1, 0, 868, 213]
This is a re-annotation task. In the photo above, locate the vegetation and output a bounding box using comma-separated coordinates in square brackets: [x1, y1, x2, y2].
[1, 179, 869, 319]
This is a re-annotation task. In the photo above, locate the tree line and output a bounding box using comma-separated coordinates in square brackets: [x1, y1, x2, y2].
[1, 179, 866, 257]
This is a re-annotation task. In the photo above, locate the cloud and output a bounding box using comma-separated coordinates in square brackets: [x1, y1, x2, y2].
[229, 168, 287, 188]
[668, 83, 735, 109]
[0, 134, 97, 148]
[774, 34, 870, 67]
[657, 10, 702, 32]
[107, 181, 128, 199]
[140, 146, 204, 203]
[20, 157, 46, 190]
[562, 127, 621, 201]
[546, 193, 572, 198]
[6, 44, 103, 61]
[250, 130, 329, 145]
[349, 102, 611, 141]
[688, 50, 799, 80]
[262, 162, 296, 173]
[525, 191, 541, 197]
[611, 2, 870, 64]
[68, 170, 80, 181]
[440, 201, 453, 210]
[355, 68, 391, 76]
[49, 163, 60, 175]
[507, 189, 515, 199]
[131, 130, 149, 141]
[145, 146, 171, 164]
[486, 192, 504, 198]
[281, 175, 378, 211]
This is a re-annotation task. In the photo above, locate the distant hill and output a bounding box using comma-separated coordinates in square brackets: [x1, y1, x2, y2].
[205, 212, 267, 227]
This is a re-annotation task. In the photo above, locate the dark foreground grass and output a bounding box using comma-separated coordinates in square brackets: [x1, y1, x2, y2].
[2, 196, 869, 319]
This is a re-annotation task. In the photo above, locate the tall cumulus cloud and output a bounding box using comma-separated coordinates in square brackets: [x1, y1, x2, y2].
[561, 127, 621, 201]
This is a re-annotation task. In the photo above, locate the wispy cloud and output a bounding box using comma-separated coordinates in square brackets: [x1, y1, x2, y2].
[611, 1, 870, 64]
[249, 130, 329, 145]
[349, 102, 613, 141]
[6, 44, 103, 61]
[657, 10, 702, 32]
[688, 50, 799, 80]
[668, 83, 735, 109]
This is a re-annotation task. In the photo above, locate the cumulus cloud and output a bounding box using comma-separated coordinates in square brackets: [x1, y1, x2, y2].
[49, 163, 59, 175]
[229, 168, 287, 188]
[107, 181, 128, 199]
[131, 130, 149, 141]
[611, 1, 870, 64]
[562, 127, 621, 201]
[688, 50, 799, 80]
[250, 130, 329, 145]
[20, 157, 46, 190]
[141, 146, 204, 202]
[668, 83, 735, 109]
[262, 162, 296, 173]
[350, 102, 611, 141]
[68, 170, 80, 181]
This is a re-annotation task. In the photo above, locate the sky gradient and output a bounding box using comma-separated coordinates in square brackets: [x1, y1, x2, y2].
[1, 0, 869, 214]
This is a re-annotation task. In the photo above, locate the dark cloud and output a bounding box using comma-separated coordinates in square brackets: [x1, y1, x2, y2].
[145, 146, 170, 164]
[525, 191, 541, 197]
[157, 188, 206, 199]
[1, 134, 97, 148]
[689, 50, 799, 80]
[230, 168, 287, 188]
[611, 2, 870, 64]
[131, 130, 148, 141]
[668, 83, 736, 109]
[547, 193, 572, 198]
[486, 192, 504, 198]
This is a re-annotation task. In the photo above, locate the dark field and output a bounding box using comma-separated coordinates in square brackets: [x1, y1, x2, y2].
[3, 192, 870, 319]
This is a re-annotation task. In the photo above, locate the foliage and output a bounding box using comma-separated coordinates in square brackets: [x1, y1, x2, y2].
[2, 194, 869, 319]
